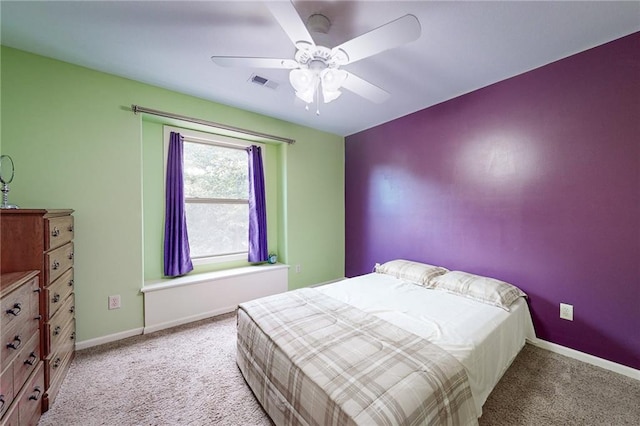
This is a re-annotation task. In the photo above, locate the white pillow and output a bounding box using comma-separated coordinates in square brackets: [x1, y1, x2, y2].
[430, 270, 527, 311]
[374, 259, 448, 287]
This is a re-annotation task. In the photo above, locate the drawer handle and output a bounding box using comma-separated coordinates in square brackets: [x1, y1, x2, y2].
[52, 293, 61, 303]
[34, 287, 42, 293]
[6, 302, 22, 316]
[69, 305, 76, 314]
[53, 357, 62, 369]
[34, 315, 42, 321]
[68, 252, 74, 260]
[28, 387, 42, 401]
[70, 331, 76, 341]
[7, 335, 21, 350]
[68, 225, 74, 232]
[52, 260, 60, 270]
[54, 325, 62, 336]
[0, 394, 4, 411]
[52, 227, 60, 237]
[24, 351, 38, 366]
[68, 279, 74, 287]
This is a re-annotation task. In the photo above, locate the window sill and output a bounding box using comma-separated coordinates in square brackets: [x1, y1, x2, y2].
[142, 263, 289, 293]
[191, 253, 247, 266]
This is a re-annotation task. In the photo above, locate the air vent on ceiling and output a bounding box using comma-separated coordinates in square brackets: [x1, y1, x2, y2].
[248, 74, 279, 90]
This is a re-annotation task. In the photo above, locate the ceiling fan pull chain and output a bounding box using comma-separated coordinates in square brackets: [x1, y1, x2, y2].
[316, 78, 321, 115]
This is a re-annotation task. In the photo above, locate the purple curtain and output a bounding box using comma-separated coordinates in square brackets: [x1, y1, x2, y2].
[247, 145, 268, 262]
[164, 132, 193, 277]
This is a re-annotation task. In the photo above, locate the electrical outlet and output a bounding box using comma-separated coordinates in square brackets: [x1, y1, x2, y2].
[560, 303, 573, 321]
[108, 295, 121, 310]
[295, 264, 301, 274]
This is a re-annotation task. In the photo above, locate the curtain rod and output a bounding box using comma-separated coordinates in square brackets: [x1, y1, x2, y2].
[131, 104, 295, 145]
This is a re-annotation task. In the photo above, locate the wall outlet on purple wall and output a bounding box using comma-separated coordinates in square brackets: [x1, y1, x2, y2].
[560, 303, 574, 321]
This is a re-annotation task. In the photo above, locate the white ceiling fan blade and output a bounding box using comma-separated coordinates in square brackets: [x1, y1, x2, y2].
[265, 1, 315, 49]
[211, 56, 299, 69]
[333, 14, 421, 65]
[341, 71, 390, 104]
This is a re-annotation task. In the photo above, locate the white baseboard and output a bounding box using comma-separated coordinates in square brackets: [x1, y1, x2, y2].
[529, 338, 639, 381]
[76, 327, 144, 351]
[142, 305, 236, 334]
[75, 307, 238, 350]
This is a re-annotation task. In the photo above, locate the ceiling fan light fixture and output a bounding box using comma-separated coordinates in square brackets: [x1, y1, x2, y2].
[321, 68, 347, 92]
[289, 69, 314, 92]
[297, 89, 315, 104]
[322, 88, 342, 103]
[291, 67, 348, 105]
[320, 68, 347, 103]
[290, 69, 318, 103]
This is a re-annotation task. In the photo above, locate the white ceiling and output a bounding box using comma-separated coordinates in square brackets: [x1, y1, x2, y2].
[2, 1, 639, 136]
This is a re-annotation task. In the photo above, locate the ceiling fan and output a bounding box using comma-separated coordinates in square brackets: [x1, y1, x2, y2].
[211, 1, 421, 114]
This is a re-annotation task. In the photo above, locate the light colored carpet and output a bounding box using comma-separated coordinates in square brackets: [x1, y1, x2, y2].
[39, 313, 271, 426]
[39, 312, 639, 426]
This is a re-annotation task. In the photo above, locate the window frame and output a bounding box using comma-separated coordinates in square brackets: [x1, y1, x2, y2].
[163, 126, 263, 266]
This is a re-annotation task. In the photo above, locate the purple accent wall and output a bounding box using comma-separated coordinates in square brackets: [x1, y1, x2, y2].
[345, 32, 639, 370]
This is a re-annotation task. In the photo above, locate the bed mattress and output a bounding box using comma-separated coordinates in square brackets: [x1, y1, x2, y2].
[237, 273, 535, 424]
[315, 273, 536, 415]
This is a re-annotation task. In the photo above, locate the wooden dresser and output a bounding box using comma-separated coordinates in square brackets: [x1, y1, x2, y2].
[0, 209, 76, 412]
[0, 270, 44, 425]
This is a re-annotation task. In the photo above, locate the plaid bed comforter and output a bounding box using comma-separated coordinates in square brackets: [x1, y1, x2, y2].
[237, 288, 478, 426]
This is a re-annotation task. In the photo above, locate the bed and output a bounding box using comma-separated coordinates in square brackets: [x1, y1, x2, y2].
[237, 260, 536, 426]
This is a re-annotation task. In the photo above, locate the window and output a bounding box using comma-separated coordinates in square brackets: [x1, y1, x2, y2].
[164, 127, 259, 264]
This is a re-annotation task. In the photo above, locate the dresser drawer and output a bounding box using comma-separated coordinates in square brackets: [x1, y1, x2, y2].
[47, 295, 75, 355]
[44, 269, 74, 320]
[0, 276, 39, 343]
[44, 243, 74, 285]
[45, 216, 74, 251]
[0, 362, 43, 426]
[0, 332, 39, 421]
[1, 316, 39, 374]
[51, 321, 75, 368]
[17, 362, 43, 426]
[0, 396, 19, 426]
[0, 363, 14, 419]
[44, 321, 74, 407]
[44, 348, 72, 412]
[12, 333, 40, 400]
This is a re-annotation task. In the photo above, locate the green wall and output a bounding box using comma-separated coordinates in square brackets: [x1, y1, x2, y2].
[1, 46, 345, 343]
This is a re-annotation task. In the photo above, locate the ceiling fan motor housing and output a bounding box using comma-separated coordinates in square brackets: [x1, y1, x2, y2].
[294, 44, 348, 70]
[307, 13, 331, 34]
